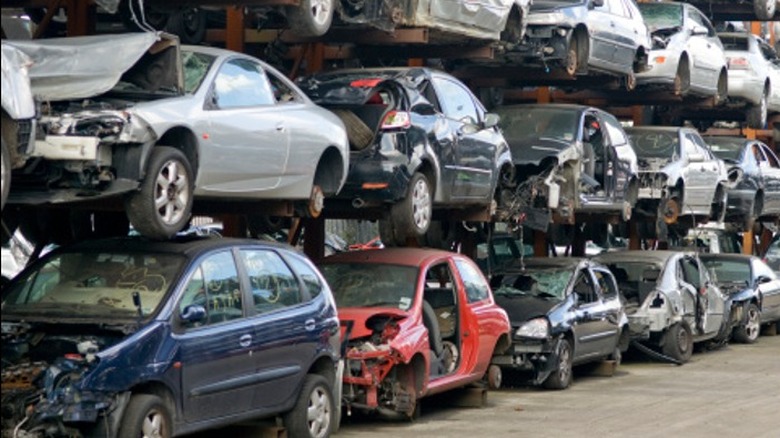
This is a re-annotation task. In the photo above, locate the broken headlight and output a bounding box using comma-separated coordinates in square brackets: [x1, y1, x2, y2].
[515, 318, 550, 339]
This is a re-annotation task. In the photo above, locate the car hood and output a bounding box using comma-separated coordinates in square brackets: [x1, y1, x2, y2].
[508, 137, 575, 165]
[338, 307, 409, 340]
[494, 294, 558, 325]
[530, 0, 585, 12]
[4, 32, 182, 102]
[637, 157, 672, 172]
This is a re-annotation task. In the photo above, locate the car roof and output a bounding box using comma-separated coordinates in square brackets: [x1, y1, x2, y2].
[55, 236, 296, 258]
[495, 103, 593, 113]
[699, 253, 756, 262]
[596, 250, 684, 264]
[319, 247, 463, 267]
[498, 257, 589, 272]
[625, 126, 691, 133]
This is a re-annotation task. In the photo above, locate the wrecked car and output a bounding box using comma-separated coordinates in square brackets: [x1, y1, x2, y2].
[318, 248, 511, 418]
[1, 41, 36, 212]
[625, 126, 729, 238]
[296, 68, 514, 246]
[684, 0, 778, 21]
[501, 0, 650, 87]
[4, 32, 348, 241]
[703, 135, 780, 230]
[596, 250, 731, 363]
[635, 1, 728, 100]
[701, 253, 780, 343]
[493, 104, 638, 231]
[1, 235, 342, 438]
[489, 257, 628, 389]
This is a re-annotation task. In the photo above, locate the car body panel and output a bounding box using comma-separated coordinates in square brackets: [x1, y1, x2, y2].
[719, 32, 780, 112]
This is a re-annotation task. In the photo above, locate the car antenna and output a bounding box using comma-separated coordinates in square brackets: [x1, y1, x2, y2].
[132, 291, 144, 319]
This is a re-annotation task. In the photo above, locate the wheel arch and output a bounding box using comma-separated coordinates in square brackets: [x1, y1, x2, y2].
[313, 145, 346, 196]
[153, 126, 199, 177]
[307, 354, 338, 385]
[127, 380, 177, 422]
[415, 159, 438, 201]
[572, 24, 590, 67]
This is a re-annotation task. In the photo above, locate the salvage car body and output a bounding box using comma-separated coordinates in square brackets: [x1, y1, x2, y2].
[5, 32, 348, 240]
[296, 67, 514, 245]
[625, 126, 729, 229]
[703, 136, 780, 227]
[318, 248, 511, 417]
[683, 0, 779, 21]
[596, 250, 730, 362]
[489, 257, 628, 389]
[635, 1, 728, 99]
[1, 236, 342, 437]
[701, 253, 780, 343]
[494, 104, 638, 231]
[505, 0, 650, 81]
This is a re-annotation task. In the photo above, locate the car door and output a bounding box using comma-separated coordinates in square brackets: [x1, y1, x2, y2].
[570, 267, 615, 361]
[588, 0, 619, 70]
[680, 132, 709, 211]
[752, 258, 780, 323]
[757, 144, 780, 213]
[680, 256, 725, 336]
[686, 7, 722, 86]
[176, 249, 256, 422]
[592, 267, 624, 355]
[431, 76, 495, 201]
[200, 57, 290, 195]
[599, 111, 635, 201]
[607, 0, 642, 73]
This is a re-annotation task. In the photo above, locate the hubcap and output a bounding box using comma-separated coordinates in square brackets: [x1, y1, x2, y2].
[661, 198, 680, 224]
[410, 178, 431, 232]
[309, 0, 331, 26]
[308, 185, 325, 218]
[154, 159, 189, 226]
[307, 386, 331, 438]
[558, 343, 571, 383]
[745, 307, 760, 341]
[676, 327, 690, 354]
[141, 409, 165, 438]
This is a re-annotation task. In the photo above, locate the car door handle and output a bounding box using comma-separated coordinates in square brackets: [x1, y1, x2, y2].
[304, 319, 316, 331]
[276, 123, 285, 132]
[239, 334, 252, 348]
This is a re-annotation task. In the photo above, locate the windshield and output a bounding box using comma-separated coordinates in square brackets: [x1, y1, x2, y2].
[639, 3, 683, 31]
[702, 259, 751, 284]
[628, 130, 680, 159]
[497, 108, 578, 142]
[320, 263, 418, 310]
[493, 267, 573, 301]
[182, 50, 217, 94]
[3, 250, 186, 319]
[705, 138, 744, 161]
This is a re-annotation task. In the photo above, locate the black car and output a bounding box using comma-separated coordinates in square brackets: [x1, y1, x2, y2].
[489, 257, 628, 389]
[296, 67, 514, 246]
[704, 136, 780, 229]
[493, 104, 639, 231]
[1, 236, 341, 438]
[701, 253, 780, 343]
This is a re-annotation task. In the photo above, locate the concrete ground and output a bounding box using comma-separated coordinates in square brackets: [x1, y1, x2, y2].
[333, 334, 780, 438]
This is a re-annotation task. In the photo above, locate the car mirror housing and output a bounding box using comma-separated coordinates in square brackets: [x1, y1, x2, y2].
[688, 153, 705, 163]
[484, 113, 500, 129]
[690, 25, 708, 36]
[590, 0, 604, 9]
[411, 101, 437, 116]
[181, 304, 207, 323]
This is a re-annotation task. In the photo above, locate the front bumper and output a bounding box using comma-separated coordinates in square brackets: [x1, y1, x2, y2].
[727, 71, 765, 104]
[491, 338, 557, 384]
[636, 51, 679, 86]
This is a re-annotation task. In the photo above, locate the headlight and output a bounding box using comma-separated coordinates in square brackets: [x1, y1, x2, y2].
[527, 12, 567, 25]
[515, 317, 550, 339]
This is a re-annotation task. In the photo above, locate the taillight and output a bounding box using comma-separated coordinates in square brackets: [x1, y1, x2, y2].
[381, 111, 411, 130]
[350, 78, 383, 88]
[728, 57, 750, 70]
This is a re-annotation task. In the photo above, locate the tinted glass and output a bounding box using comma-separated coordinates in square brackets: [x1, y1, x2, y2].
[628, 130, 679, 158]
[433, 77, 479, 123]
[321, 263, 418, 311]
[702, 258, 751, 283]
[705, 137, 745, 161]
[182, 50, 217, 93]
[455, 259, 490, 303]
[240, 249, 301, 313]
[493, 266, 573, 301]
[285, 253, 324, 298]
[214, 58, 275, 108]
[497, 107, 578, 142]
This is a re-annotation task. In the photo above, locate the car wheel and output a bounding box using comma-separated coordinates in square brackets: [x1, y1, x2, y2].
[746, 91, 768, 129]
[754, 0, 777, 20]
[715, 69, 728, 105]
[674, 57, 691, 96]
[733, 303, 761, 344]
[543, 337, 573, 390]
[389, 172, 432, 244]
[283, 374, 335, 438]
[662, 321, 693, 363]
[710, 185, 727, 223]
[565, 35, 579, 76]
[623, 71, 637, 92]
[119, 0, 171, 31]
[487, 364, 503, 390]
[117, 394, 172, 438]
[1, 138, 9, 212]
[125, 147, 194, 240]
[608, 344, 622, 368]
[287, 0, 334, 38]
[246, 215, 289, 237]
[165, 8, 207, 44]
[500, 7, 524, 44]
[659, 195, 681, 225]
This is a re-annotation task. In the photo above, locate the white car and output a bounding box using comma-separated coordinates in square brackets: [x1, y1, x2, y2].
[719, 32, 780, 129]
[636, 1, 727, 100]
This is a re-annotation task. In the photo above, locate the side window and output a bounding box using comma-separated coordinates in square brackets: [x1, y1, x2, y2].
[761, 145, 780, 168]
[213, 58, 275, 108]
[753, 259, 777, 281]
[682, 134, 700, 158]
[680, 258, 702, 289]
[594, 269, 618, 299]
[601, 113, 628, 146]
[432, 77, 479, 124]
[240, 249, 302, 314]
[179, 251, 243, 328]
[266, 68, 303, 104]
[573, 270, 597, 304]
[608, 0, 629, 17]
[284, 253, 324, 299]
[455, 259, 490, 303]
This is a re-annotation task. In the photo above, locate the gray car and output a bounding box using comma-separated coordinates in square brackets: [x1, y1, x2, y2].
[636, 2, 728, 101]
[596, 250, 731, 363]
[5, 32, 349, 240]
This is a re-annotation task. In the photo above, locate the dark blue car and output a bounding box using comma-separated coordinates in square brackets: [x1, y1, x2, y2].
[1, 236, 341, 438]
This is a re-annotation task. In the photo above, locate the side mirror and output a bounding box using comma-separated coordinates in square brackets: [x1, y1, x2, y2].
[688, 153, 705, 163]
[591, 0, 605, 8]
[691, 25, 708, 36]
[757, 275, 773, 285]
[483, 113, 501, 129]
[411, 101, 437, 116]
[181, 304, 207, 324]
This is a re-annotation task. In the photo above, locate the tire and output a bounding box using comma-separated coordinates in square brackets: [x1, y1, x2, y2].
[286, 0, 334, 38]
[715, 69, 728, 105]
[500, 8, 524, 44]
[165, 8, 207, 45]
[125, 147, 194, 240]
[674, 57, 691, 96]
[378, 218, 403, 247]
[119, 0, 171, 31]
[1, 138, 9, 212]
[662, 321, 693, 364]
[733, 303, 761, 344]
[117, 394, 172, 438]
[746, 92, 768, 129]
[487, 364, 503, 390]
[543, 337, 573, 390]
[92, 211, 131, 239]
[388, 172, 432, 244]
[283, 374, 335, 438]
[754, 0, 777, 20]
[608, 344, 622, 368]
[246, 215, 288, 237]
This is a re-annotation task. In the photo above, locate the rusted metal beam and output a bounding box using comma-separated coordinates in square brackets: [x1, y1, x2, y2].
[225, 6, 245, 52]
[32, 0, 65, 39]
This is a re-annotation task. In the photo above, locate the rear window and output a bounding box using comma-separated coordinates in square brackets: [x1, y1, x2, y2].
[720, 36, 749, 51]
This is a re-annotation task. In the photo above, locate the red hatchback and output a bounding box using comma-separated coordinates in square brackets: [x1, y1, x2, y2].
[318, 248, 511, 419]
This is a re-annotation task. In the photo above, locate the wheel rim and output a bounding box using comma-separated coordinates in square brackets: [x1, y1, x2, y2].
[308, 185, 325, 218]
[676, 327, 690, 355]
[309, 0, 332, 27]
[661, 197, 680, 224]
[745, 307, 761, 341]
[410, 177, 431, 232]
[489, 365, 502, 389]
[141, 408, 167, 438]
[154, 159, 189, 226]
[307, 385, 332, 438]
[557, 342, 572, 383]
[565, 46, 578, 76]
